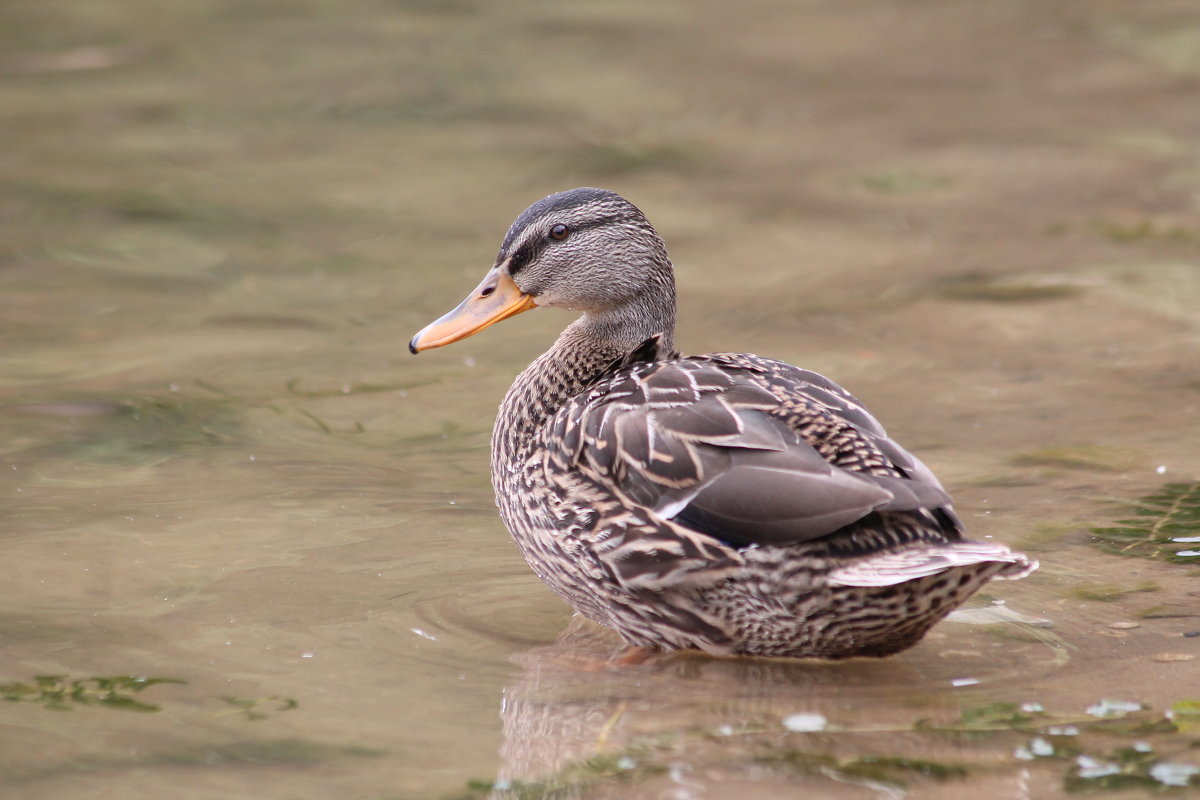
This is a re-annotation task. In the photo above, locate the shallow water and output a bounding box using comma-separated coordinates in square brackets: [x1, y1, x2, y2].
[2, 1, 1199, 798]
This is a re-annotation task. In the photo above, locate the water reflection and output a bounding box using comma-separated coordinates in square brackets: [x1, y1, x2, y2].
[491, 601, 1073, 797]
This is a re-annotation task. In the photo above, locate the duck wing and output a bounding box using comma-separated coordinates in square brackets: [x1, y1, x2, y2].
[553, 354, 955, 550]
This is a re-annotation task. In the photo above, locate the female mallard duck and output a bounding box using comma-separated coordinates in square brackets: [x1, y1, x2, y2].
[410, 187, 1035, 659]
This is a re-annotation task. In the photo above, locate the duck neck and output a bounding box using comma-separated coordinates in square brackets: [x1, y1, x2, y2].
[491, 288, 677, 468]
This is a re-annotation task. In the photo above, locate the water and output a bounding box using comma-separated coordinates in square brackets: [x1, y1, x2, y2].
[2, 1, 1199, 798]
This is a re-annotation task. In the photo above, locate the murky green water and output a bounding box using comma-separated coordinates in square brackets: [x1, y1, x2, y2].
[3, 1, 1199, 798]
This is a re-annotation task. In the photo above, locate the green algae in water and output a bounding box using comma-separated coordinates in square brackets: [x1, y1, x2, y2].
[1, 675, 301, 721]
[915, 701, 1040, 742]
[460, 746, 966, 800]
[0, 675, 185, 712]
[756, 749, 968, 787]
[1068, 581, 1160, 603]
[1016, 736, 1194, 792]
[454, 699, 1200, 800]
[1168, 700, 1200, 734]
[146, 738, 383, 768]
[5, 736, 381, 787]
[461, 746, 670, 800]
[455, 720, 974, 800]
[958, 701, 1038, 729]
[12, 393, 246, 465]
[1016, 521, 1078, 552]
[1096, 218, 1199, 243]
[1090, 482, 1200, 564]
[1063, 744, 1200, 792]
[3, 180, 280, 241]
[928, 700, 1200, 791]
[219, 694, 299, 721]
[1011, 445, 1143, 472]
[937, 272, 1083, 303]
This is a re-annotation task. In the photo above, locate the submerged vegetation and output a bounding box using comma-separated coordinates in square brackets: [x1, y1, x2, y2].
[1068, 581, 1160, 603]
[451, 699, 1200, 799]
[6, 394, 244, 465]
[936, 272, 1085, 303]
[1, 675, 296, 720]
[218, 695, 300, 722]
[1011, 445, 1144, 472]
[0, 675, 185, 713]
[1090, 482, 1200, 565]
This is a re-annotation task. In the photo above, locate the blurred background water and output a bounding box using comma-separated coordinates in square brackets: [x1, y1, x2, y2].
[2, 1, 1199, 798]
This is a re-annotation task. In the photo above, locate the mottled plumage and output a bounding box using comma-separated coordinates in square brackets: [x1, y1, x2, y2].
[411, 187, 1035, 659]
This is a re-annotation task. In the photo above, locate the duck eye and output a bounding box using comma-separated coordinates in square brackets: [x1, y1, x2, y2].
[549, 224, 570, 241]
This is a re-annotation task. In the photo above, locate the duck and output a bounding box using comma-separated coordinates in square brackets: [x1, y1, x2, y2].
[409, 187, 1035, 659]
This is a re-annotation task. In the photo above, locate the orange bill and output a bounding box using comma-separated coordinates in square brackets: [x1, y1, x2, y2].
[409, 266, 538, 353]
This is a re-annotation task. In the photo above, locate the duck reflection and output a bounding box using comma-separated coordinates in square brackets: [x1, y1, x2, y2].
[493, 616, 1062, 798]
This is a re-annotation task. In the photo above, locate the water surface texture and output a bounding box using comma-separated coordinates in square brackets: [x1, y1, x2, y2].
[2, 1, 1199, 798]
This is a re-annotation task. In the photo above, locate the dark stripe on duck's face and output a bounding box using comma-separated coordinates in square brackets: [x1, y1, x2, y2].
[500, 187, 620, 252]
[507, 216, 623, 277]
[506, 244, 537, 276]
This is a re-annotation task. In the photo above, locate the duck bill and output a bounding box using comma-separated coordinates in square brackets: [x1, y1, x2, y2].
[409, 267, 537, 353]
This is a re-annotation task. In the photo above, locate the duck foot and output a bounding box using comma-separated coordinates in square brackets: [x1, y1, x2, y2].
[612, 645, 657, 667]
